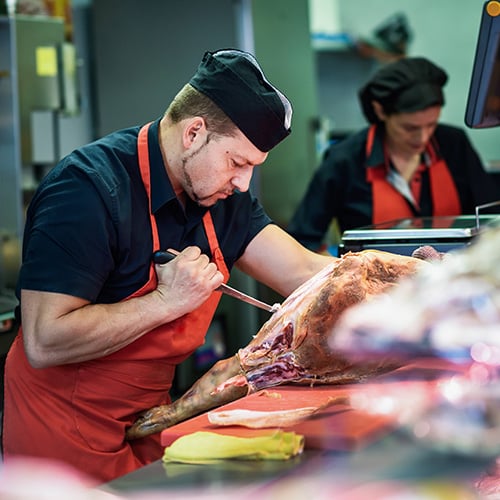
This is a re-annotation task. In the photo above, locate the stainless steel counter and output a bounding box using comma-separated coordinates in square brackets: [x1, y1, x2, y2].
[339, 214, 500, 256]
[100, 432, 495, 498]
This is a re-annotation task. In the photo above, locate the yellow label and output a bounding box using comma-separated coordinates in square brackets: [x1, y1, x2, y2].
[36, 46, 58, 77]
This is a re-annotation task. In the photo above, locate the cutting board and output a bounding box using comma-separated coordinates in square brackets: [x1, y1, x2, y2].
[160, 370, 447, 451]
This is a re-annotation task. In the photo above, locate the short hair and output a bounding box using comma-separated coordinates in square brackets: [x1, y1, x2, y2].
[165, 84, 238, 138]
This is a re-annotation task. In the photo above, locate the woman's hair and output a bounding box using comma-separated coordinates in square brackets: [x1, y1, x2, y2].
[358, 57, 448, 124]
[165, 84, 238, 138]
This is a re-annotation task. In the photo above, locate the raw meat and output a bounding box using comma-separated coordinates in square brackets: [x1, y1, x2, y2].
[207, 395, 348, 428]
[207, 407, 321, 428]
[126, 250, 424, 440]
[329, 227, 500, 462]
[330, 227, 500, 361]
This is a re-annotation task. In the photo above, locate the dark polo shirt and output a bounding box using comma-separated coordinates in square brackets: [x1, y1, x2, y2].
[17, 119, 271, 309]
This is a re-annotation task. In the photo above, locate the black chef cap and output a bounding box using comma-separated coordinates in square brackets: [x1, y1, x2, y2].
[189, 49, 292, 152]
[358, 57, 448, 123]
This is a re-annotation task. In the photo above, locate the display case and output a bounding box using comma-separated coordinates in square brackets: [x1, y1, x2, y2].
[339, 214, 500, 256]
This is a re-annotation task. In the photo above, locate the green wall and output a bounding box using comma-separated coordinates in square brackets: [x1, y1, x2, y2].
[251, 0, 319, 227]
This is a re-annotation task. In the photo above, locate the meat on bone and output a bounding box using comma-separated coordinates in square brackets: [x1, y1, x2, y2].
[125, 249, 426, 440]
[331, 227, 500, 361]
[329, 227, 500, 463]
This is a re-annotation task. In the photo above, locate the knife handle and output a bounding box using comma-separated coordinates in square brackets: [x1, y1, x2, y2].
[152, 250, 278, 313]
[152, 250, 179, 264]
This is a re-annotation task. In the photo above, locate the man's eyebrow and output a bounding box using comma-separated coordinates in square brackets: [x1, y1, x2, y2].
[230, 153, 253, 167]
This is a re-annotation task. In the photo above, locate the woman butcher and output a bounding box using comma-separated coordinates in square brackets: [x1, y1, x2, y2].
[2, 49, 333, 482]
[288, 57, 500, 252]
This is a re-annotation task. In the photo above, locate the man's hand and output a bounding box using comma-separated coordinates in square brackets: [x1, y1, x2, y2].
[154, 246, 224, 316]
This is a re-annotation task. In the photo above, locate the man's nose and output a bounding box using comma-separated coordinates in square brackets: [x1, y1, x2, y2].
[231, 167, 254, 192]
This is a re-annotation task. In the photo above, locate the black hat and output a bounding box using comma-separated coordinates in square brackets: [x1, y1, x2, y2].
[359, 57, 448, 123]
[189, 49, 292, 152]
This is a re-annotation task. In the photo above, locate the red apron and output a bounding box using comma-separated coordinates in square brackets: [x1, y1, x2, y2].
[3, 122, 229, 482]
[365, 125, 461, 224]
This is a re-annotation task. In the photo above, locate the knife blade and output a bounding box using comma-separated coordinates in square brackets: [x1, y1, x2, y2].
[152, 250, 280, 314]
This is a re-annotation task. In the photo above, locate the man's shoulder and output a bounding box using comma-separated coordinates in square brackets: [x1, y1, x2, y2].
[79, 126, 141, 159]
[59, 126, 142, 184]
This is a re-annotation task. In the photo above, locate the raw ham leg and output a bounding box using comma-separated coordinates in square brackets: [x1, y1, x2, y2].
[126, 249, 425, 440]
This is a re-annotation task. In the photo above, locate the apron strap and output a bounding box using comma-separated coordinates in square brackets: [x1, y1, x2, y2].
[426, 141, 462, 216]
[137, 122, 229, 290]
[137, 122, 160, 286]
[202, 211, 229, 279]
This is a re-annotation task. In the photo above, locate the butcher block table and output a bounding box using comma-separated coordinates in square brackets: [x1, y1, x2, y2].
[159, 384, 394, 452]
[102, 366, 496, 498]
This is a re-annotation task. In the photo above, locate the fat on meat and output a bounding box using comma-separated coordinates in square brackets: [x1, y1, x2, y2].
[125, 249, 425, 440]
[329, 227, 500, 464]
[330, 227, 500, 361]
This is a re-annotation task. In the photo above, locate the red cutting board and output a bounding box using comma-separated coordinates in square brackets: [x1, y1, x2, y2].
[160, 378, 436, 451]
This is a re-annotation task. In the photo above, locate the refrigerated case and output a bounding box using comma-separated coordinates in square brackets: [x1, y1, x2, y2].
[0, 15, 83, 286]
[0, 15, 71, 235]
[0, 14, 83, 347]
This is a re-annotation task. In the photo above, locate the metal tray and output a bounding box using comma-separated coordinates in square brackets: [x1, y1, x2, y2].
[341, 215, 500, 242]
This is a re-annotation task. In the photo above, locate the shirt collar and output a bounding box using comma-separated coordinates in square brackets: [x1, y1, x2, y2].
[366, 124, 437, 170]
[147, 118, 178, 214]
[365, 125, 386, 168]
[366, 124, 434, 210]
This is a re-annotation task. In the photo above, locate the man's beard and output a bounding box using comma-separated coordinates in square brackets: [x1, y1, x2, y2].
[180, 138, 209, 205]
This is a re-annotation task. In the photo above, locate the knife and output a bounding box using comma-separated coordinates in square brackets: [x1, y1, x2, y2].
[152, 250, 280, 314]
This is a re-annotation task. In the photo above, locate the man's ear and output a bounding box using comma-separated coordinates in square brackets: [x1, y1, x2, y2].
[183, 117, 206, 147]
[371, 100, 387, 121]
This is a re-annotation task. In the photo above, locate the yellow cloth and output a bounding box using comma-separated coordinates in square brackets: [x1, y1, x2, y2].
[162, 430, 305, 464]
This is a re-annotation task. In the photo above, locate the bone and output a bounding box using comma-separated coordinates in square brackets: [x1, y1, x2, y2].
[126, 250, 426, 440]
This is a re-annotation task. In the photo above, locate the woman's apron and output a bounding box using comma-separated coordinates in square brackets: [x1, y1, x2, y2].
[365, 124, 461, 224]
[3, 122, 229, 483]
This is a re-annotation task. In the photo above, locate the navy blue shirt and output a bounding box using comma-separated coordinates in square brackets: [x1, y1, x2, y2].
[17, 119, 271, 308]
[288, 124, 500, 250]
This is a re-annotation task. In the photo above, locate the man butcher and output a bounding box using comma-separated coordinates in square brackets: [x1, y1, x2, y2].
[2, 49, 332, 482]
